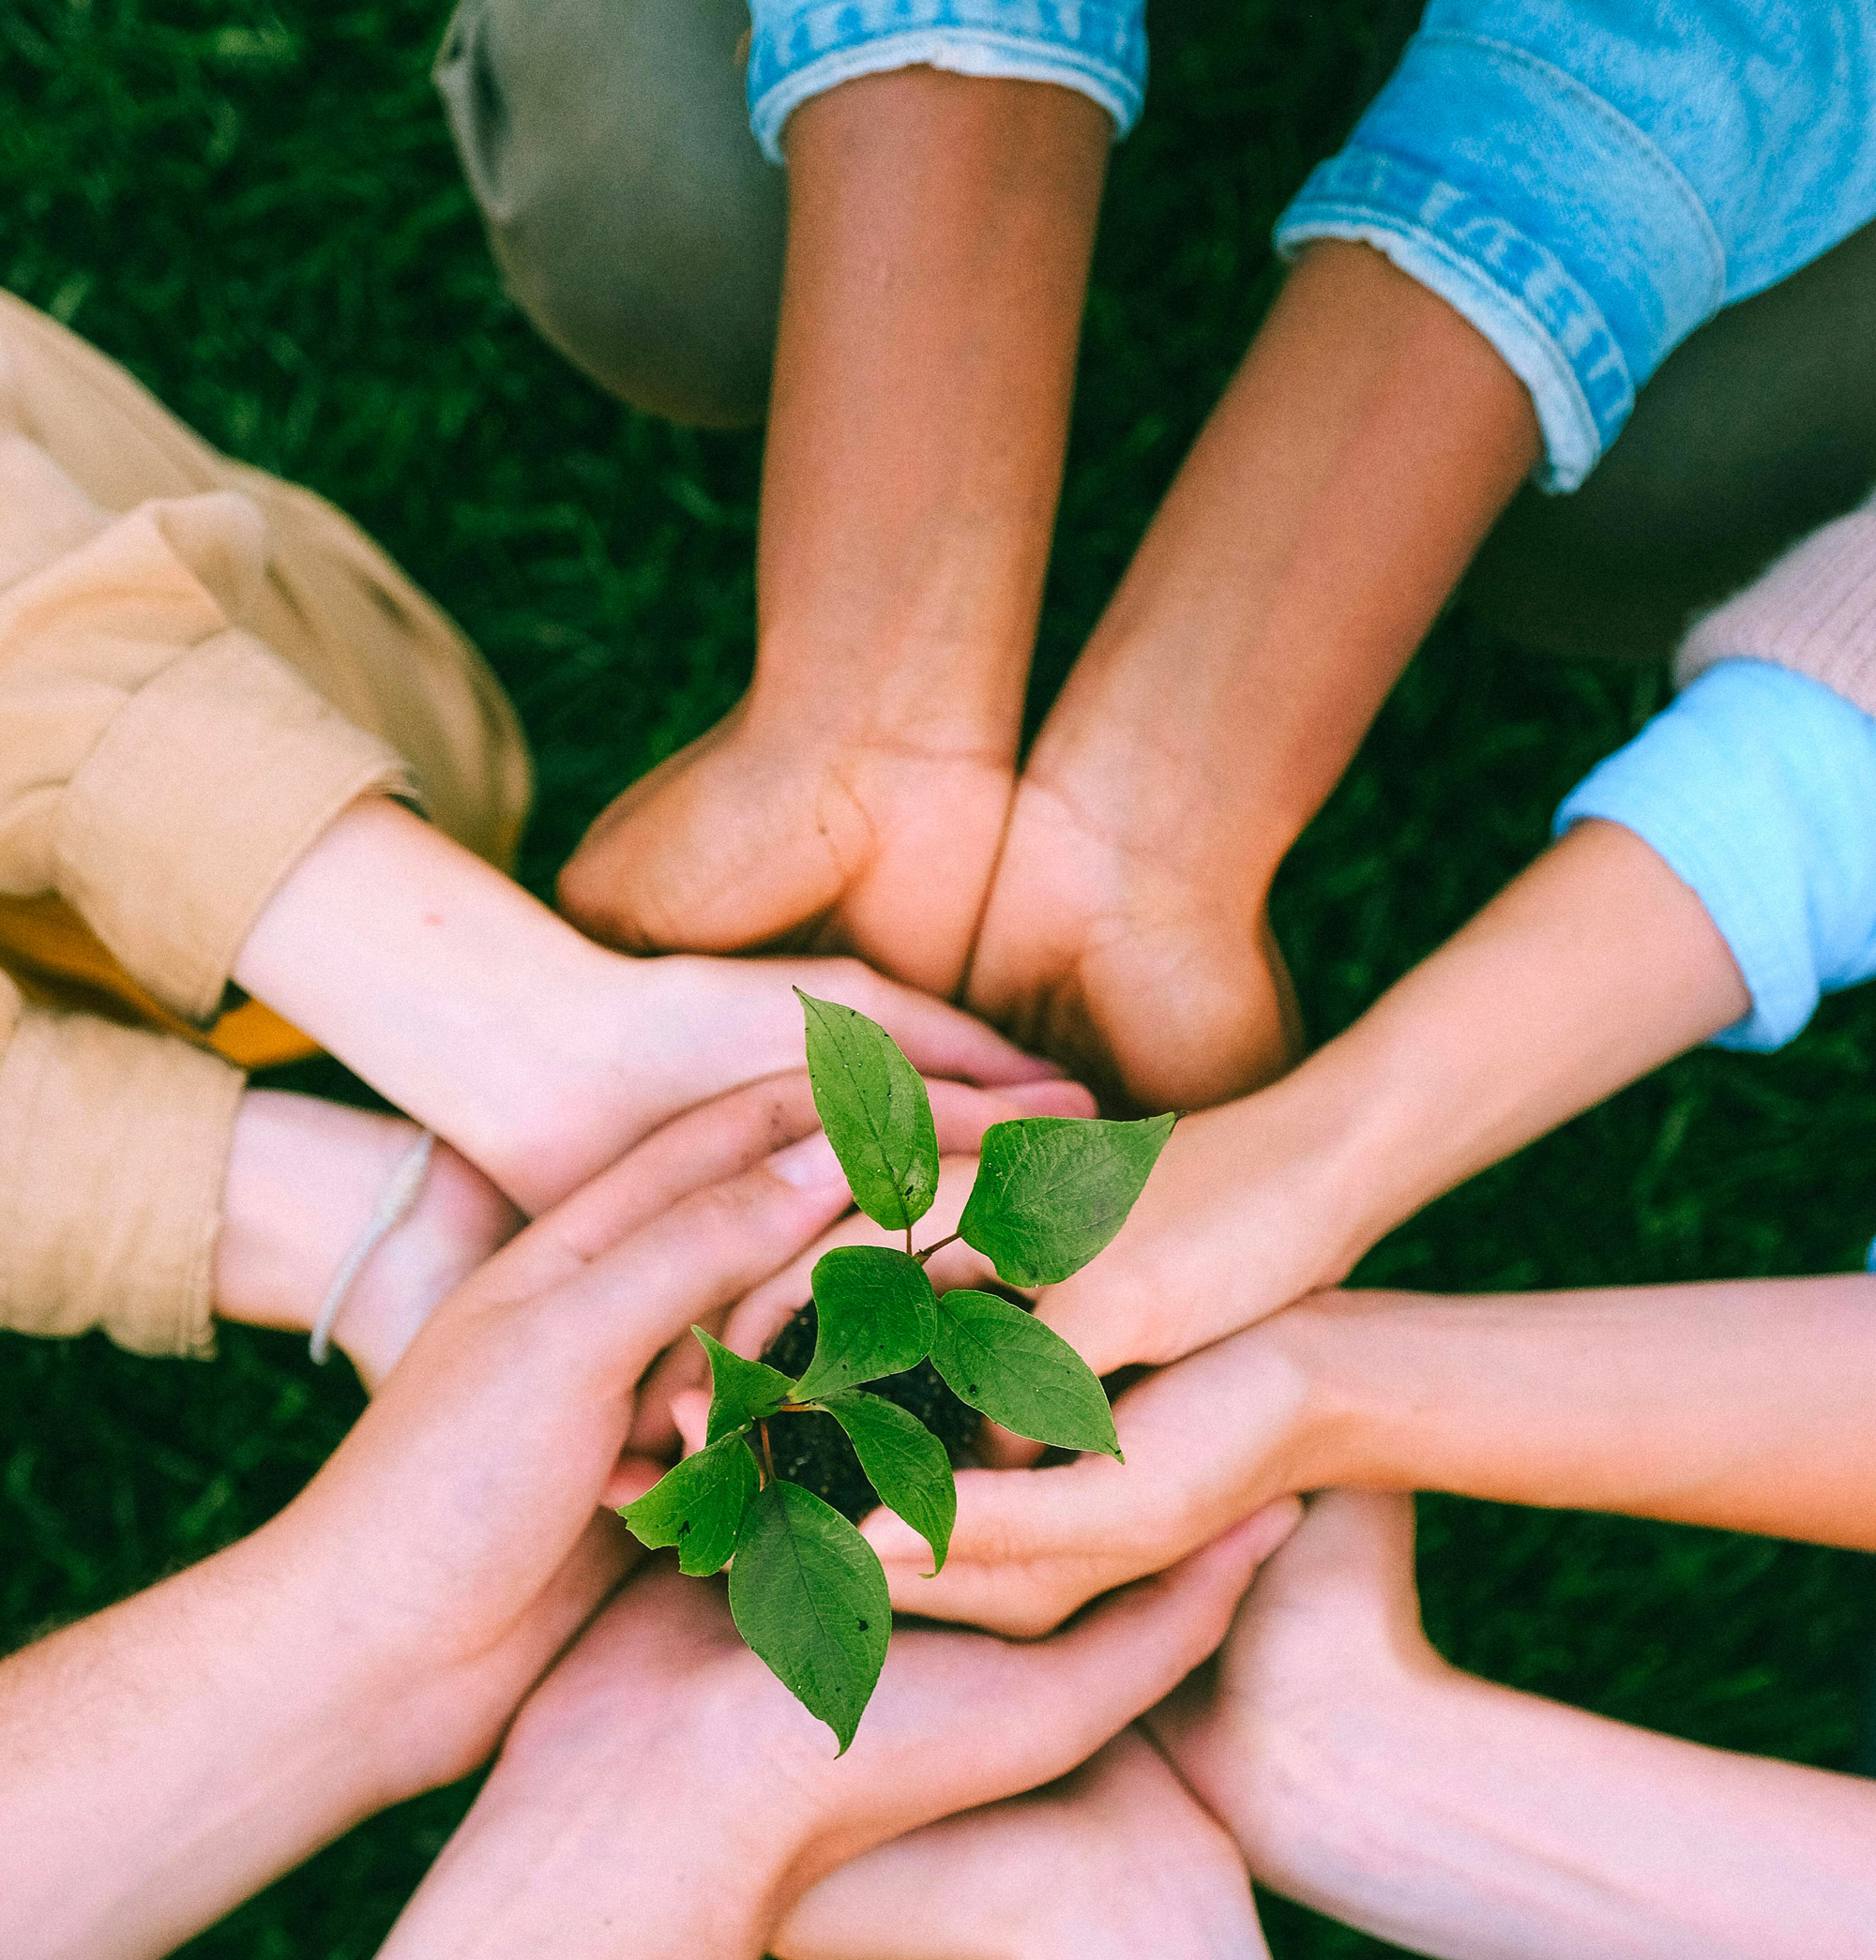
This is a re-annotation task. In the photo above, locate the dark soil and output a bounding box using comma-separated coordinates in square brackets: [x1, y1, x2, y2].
[759, 1301, 980, 1523]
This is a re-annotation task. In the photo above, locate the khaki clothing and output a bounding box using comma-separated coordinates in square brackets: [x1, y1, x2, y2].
[0, 292, 530, 1356]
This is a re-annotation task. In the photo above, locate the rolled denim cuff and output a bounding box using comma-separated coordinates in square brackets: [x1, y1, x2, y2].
[1277, 29, 1727, 492]
[748, 1, 1146, 164]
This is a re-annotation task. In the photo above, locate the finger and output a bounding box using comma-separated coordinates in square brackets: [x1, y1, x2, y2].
[670, 1390, 710, 1458]
[599, 1453, 669, 1512]
[868, 1455, 1140, 1635]
[924, 1078, 1092, 1152]
[546, 1133, 855, 1378]
[879, 1511, 1294, 1812]
[455, 1074, 829, 1309]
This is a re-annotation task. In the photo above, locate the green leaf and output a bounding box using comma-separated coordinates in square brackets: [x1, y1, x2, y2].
[820, 1391, 957, 1574]
[957, 1114, 1177, 1285]
[620, 1433, 759, 1576]
[729, 1480, 891, 1753]
[930, 1289, 1122, 1460]
[695, 1327, 794, 1444]
[796, 989, 940, 1232]
[792, 1246, 937, 1403]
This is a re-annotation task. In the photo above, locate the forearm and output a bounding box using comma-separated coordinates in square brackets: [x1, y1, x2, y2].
[215, 1089, 520, 1388]
[0, 1531, 421, 1960]
[1261, 818, 1749, 1283]
[1026, 240, 1540, 875]
[1283, 1274, 1876, 1548]
[756, 68, 1108, 746]
[232, 797, 641, 1210]
[1252, 1657, 1876, 1960]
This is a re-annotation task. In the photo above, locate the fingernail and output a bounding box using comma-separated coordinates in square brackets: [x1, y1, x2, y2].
[768, 1132, 847, 1190]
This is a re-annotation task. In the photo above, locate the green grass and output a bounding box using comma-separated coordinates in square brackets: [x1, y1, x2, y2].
[2, 3, 1872, 1953]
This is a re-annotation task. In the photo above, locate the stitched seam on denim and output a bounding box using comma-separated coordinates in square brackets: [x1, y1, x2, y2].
[748, 0, 1145, 130]
[749, 29, 1139, 159]
[1416, 28, 1728, 307]
[1278, 156, 1632, 445]
[1273, 208, 1600, 489]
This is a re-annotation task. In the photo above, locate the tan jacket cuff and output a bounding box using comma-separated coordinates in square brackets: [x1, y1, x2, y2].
[0, 994, 245, 1358]
[56, 628, 415, 1026]
[1675, 493, 1876, 720]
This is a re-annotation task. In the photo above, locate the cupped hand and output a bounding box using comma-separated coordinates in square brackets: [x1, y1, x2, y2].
[377, 1511, 1293, 1959]
[1145, 1490, 1436, 1890]
[865, 1310, 1320, 1636]
[255, 1072, 859, 1788]
[773, 1726, 1268, 1960]
[963, 735, 1304, 1117]
[558, 699, 1017, 999]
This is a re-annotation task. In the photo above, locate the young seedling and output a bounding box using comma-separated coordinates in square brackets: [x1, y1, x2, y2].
[622, 991, 1174, 1751]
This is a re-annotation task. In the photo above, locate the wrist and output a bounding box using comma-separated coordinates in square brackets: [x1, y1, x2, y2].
[747, 649, 1021, 766]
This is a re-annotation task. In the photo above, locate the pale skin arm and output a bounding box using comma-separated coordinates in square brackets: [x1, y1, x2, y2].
[233, 795, 1072, 1214]
[0, 1082, 859, 1960]
[213, 1089, 522, 1389]
[1036, 816, 1751, 1377]
[1157, 1491, 1876, 1960]
[875, 1270, 1876, 1633]
[559, 68, 1111, 997]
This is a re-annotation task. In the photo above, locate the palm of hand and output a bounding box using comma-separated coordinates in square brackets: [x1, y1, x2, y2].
[964, 761, 1304, 1115]
[558, 701, 1016, 1000]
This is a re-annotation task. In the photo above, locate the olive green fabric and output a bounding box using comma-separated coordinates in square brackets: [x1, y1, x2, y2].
[435, 0, 785, 428]
[1464, 219, 1876, 665]
[437, 0, 1876, 659]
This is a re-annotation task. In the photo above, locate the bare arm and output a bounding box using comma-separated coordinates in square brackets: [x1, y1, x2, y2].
[1285, 1274, 1876, 1549]
[559, 69, 1111, 996]
[1038, 816, 1751, 1375]
[1161, 1492, 1876, 1960]
[967, 239, 1545, 1109]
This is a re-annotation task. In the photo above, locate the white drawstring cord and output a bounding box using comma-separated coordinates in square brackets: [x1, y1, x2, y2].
[309, 1129, 436, 1364]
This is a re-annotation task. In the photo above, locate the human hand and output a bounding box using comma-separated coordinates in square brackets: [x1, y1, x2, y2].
[377, 1509, 1294, 1959]
[246, 1072, 861, 1795]
[559, 697, 1017, 999]
[234, 796, 1071, 1214]
[965, 738, 1304, 1116]
[772, 1726, 1267, 1960]
[1146, 1489, 1438, 1903]
[863, 1304, 1324, 1636]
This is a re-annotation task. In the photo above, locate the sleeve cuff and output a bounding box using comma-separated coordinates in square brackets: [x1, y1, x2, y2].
[0, 981, 244, 1358]
[1276, 27, 1728, 492]
[1553, 661, 1876, 1051]
[54, 628, 414, 1028]
[747, 2, 1146, 164]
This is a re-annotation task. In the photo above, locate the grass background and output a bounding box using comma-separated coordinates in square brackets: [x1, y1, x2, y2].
[2, 1, 1873, 1952]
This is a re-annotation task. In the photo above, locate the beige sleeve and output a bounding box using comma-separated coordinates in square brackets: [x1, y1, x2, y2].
[1675, 491, 1876, 717]
[0, 430, 416, 1026]
[0, 973, 243, 1358]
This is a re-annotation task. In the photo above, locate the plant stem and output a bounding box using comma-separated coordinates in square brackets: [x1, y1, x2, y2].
[914, 1232, 961, 1265]
[905, 1224, 914, 1257]
[757, 1419, 776, 1486]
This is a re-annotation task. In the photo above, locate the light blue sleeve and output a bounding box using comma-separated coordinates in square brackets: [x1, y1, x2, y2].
[746, 0, 1148, 164]
[1275, 2, 1876, 492]
[1553, 661, 1876, 1052]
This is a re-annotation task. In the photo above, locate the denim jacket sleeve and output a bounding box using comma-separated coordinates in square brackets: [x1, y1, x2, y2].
[746, 0, 1148, 163]
[1275, 2, 1876, 492]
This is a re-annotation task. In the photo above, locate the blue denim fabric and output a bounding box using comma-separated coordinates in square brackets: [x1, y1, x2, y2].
[1278, 3, 1876, 491]
[746, 0, 1146, 162]
[1554, 660, 1876, 1052]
